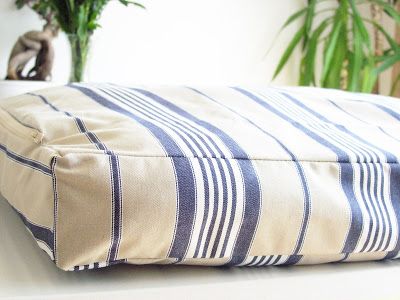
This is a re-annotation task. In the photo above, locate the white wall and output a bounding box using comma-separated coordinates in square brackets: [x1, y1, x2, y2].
[0, 0, 304, 85]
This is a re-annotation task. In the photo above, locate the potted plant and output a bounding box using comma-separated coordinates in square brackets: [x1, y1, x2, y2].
[273, 0, 400, 95]
[16, 0, 144, 82]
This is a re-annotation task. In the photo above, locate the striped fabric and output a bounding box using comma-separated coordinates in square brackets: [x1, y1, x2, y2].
[1, 83, 400, 271]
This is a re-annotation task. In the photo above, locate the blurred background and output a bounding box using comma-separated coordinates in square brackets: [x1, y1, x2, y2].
[0, 0, 398, 94]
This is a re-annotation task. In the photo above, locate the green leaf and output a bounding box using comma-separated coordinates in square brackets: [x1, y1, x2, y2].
[363, 18, 399, 51]
[118, 0, 145, 9]
[390, 72, 400, 96]
[281, 7, 308, 30]
[265, 7, 308, 58]
[361, 56, 378, 93]
[375, 51, 400, 74]
[303, 0, 317, 48]
[323, 24, 347, 89]
[77, 5, 88, 37]
[369, 0, 400, 24]
[348, 20, 363, 91]
[300, 18, 331, 85]
[349, 0, 371, 47]
[273, 25, 305, 79]
[320, 17, 342, 84]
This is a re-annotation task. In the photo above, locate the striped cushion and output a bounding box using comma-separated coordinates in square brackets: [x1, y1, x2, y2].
[1, 83, 400, 271]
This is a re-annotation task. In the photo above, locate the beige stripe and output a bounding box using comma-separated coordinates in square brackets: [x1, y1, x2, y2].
[250, 160, 304, 256]
[55, 153, 112, 270]
[300, 161, 351, 254]
[118, 156, 177, 260]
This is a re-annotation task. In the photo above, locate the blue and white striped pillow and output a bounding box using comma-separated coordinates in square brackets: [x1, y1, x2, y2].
[0, 83, 399, 270]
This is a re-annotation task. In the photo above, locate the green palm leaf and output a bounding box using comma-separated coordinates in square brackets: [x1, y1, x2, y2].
[273, 25, 306, 79]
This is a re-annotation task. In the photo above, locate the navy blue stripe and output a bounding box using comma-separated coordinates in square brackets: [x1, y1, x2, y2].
[254, 255, 266, 266]
[360, 163, 386, 253]
[100, 86, 216, 258]
[105, 86, 240, 259]
[70, 85, 197, 259]
[344, 99, 400, 252]
[337, 253, 349, 262]
[368, 163, 386, 252]
[193, 160, 211, 258]
[378, 163, 393, 252]
[235, 88, 351, 161]
[261, 255, 274, 266]
[13, 208, 54, 251]
[28, 93, 59, 112]
[0, 143, 51, 176]
[30, 92, 122, 262]
[208, 157, 229, 258]
[271, 255, 282, 265]
[188, 87, 312, 256]
[218, 162, 238, 258]
[170, 156, 196, 258]
[51, 157, 58, 262]
[351, 102, 400, 251]
[243, 256, 258, 266]
[386, 251, 400, 259]
[104, 86, 254, 261]
[357, 164, 380, 252]
[110, 87, 238, 258]
[372, 102, 400, 122]
[198, 160, 226, 258]
[131, 88, 247, 159]
[233, 87, 363, 253]
[280, 91, 397, 252]
[327, 99, 393, 252]
[282, 254, 303, 265]
[254, 89, 396, 253]
[281, 92, 397, 163]
[29, 92, 107, 151]
[108, 154, 122, 261]
[385, 164, 400, 259]
[327, 99, 400, 142]
[101, 87, 226, 258]
[132, 88, 262, 264]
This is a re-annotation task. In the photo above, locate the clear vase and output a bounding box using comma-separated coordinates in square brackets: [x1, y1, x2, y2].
[68, 34, 91, 82]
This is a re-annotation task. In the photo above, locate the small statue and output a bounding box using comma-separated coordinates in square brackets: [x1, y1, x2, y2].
[6, 23, 58, 81]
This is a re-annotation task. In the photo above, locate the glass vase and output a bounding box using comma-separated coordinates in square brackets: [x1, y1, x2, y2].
[68, 34, 91, 82]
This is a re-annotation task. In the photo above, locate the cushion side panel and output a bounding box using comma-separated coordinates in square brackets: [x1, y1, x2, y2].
[54, 153, 113, 270]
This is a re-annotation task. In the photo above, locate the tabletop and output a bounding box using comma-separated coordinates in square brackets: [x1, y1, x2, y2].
[1, 195, 400, 299]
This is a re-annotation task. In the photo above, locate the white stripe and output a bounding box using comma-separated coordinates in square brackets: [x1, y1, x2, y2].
[255, 256, 268, 266]
[122, 86, 248, 259]
[36, 240, 54, 261]
[204, 158, 225, 257]
[256, 89, 392, 252]
[214, 159, 234, 257]
[225, 160, 246, 258]
[249, 256, 263, 266]
[94, 84, 245, 259]
[386, 166, 399, 251]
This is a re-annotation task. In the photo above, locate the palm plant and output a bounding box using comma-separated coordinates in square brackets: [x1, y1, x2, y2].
[273, 0, 400, 95]
[16, 0, 144, 82]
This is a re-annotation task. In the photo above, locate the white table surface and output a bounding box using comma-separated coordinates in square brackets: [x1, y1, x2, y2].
[2, 82, 400, 299]
[0, 80, 61, 99]
[1, 194, 400, 300]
